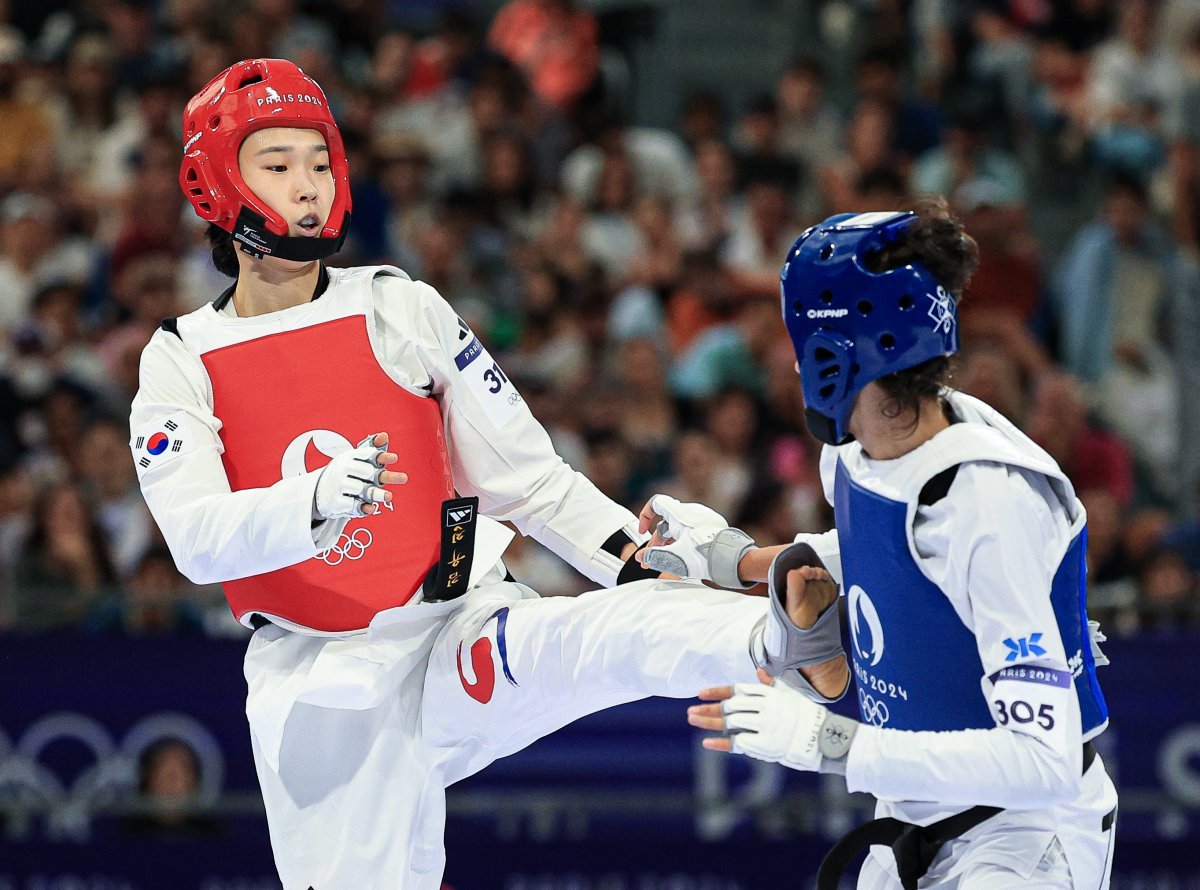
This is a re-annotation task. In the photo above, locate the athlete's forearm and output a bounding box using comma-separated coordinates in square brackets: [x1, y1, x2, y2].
[846, 722, 1083, 809]
[736, 544, 789, 583]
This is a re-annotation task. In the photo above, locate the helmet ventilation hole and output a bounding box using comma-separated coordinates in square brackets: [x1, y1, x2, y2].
[820, 289, 834, 305]
[898, 294, 914, 310]
[792, 299, 803, 315]
[856, 300, 872, 316]
[208, 115, 221, 131]
[819, 383, 836, 399]
[814, 347, 835, 362]
[879, 333, 896, 350]
[820, 244, 835, 260]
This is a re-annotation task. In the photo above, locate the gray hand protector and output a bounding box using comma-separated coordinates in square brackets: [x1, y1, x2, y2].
[642, 526, 756, 590]
[750, 542, 847, 699]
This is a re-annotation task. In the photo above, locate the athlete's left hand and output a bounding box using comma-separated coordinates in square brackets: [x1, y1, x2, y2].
[688, 669, 828, 771]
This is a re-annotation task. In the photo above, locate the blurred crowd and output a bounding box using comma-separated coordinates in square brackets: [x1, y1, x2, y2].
[0, 0, 1198, 635]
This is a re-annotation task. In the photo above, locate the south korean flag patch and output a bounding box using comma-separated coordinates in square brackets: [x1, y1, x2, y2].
[131, 410, 196, 477]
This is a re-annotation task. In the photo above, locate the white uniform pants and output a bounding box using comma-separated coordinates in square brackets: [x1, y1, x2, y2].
[243, 569, 765, 889]
[856, 758, 1118, 890]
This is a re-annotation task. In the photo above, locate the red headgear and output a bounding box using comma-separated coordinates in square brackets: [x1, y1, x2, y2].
[179, 58, 352, 261]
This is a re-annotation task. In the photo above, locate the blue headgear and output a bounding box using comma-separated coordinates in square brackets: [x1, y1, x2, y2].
[780, 211, 959, 445]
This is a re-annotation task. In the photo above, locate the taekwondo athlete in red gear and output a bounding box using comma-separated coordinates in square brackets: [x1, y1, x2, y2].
[128, 59, 835, 890]
[642, 205, 1118, 889]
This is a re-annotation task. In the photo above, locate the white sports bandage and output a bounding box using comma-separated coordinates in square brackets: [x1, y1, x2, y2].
[641, 495, 756, 589]
[313, 434, 391, 520]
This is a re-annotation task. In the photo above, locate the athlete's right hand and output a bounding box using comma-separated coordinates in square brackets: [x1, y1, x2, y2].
[313, 432, 408, 519]
[637, 494, 756, 590]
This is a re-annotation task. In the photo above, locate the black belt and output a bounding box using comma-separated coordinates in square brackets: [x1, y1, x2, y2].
[816, 741, 1098, 890]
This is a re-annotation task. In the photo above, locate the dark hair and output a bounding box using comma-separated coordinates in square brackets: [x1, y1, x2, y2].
[857, 44, 903, 74]
[138, 738, 200, 795]
[1105, 169, 1149, 206]
[864, 195, 980, 425]
[206, 224, 239, 278]
[787, 55, 828, 83]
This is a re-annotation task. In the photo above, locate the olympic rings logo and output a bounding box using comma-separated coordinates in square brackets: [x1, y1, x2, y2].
[318, 528, 373, 566]
[858, 690, 891, 727]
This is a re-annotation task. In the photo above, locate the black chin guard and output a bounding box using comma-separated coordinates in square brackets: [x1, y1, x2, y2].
[804, 407, 853, 446]
[232, 207, 350, 262]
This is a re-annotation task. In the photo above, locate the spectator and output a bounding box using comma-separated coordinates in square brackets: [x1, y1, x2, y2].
[0, 28, 54, 196]
[1166, 26, 1200, 254]
[374, 133, 437, 271]
[79, 416, 156, 579]
[854, 44, 942, 161]
[45, 35, 120, 181]
[0, 194, 95, 334]
[487, 0, 599, 112]
[0, 465, 33, 624]
[651, 429, 749, 520]
[776, 57, 842, 179]
[678, 138, 740, 252]
[1024, 371, 1135, 507]
[86, 546, 204, 635]
[1056, 174, 1178, 490]
[1087, 0, 1173, 177]
[731, 94, 801, 199]
[12, 483, 117, 627]
[124, 738, 220, 838]
[910, 94, 1025, 205]
[679, 90, 725, 152]
[722, 171, 801, 299]
[820, 99, 900, 214]
[580, 150, 642, 279]
[953, 181, 1043, 329]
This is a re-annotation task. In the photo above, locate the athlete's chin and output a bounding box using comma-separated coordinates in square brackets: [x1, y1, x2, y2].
[262, 254, 319, 273]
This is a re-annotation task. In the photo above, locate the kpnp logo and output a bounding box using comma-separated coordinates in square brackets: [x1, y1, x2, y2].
[848, 584, 884, 667]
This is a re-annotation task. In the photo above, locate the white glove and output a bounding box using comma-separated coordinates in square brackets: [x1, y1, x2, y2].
[313, 433, 391, 520]
[721, 681, 859, 773]
[641, 494, 756, 589]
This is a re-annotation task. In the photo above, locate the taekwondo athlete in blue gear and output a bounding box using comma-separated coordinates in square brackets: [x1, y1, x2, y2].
[783, 212, 1108, 741]
[648, 206, 1118, 889]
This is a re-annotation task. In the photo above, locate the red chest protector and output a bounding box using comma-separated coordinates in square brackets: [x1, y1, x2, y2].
[199, 295, 454, 633]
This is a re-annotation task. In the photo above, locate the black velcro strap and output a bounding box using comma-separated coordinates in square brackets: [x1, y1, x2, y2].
[601, 529, 636, 558]
[1083, 739, 1096, 774]
[423, 497, 479, 603]
[1102, 806, 1116, 832]
[918, 465, 960, 506]
[160, 317, 180, 339]
[617, 544, 662, 584]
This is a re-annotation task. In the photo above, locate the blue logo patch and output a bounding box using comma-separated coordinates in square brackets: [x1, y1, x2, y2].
[454, 336, 484, 371]
[1003, 633, 1046, 662]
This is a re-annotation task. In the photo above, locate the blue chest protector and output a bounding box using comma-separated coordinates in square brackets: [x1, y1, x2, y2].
[835, 459, 1109, 738]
